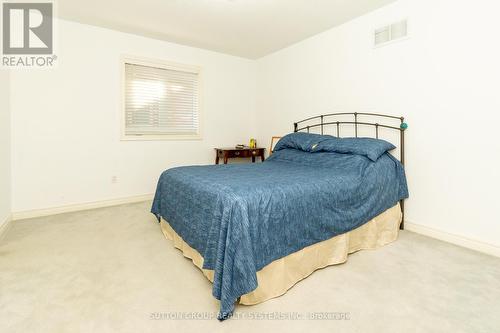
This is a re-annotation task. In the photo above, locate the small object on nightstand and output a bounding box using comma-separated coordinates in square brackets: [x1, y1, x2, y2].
[269, 136, 282, 155]
[249, 138, 257, 149]
[215, 147, 266, 164]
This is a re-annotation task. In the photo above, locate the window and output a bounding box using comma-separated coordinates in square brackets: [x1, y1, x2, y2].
[122, 57, 201, 140]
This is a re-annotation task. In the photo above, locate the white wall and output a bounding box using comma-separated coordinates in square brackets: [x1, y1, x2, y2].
[10, 20, 257, 212]
[0, 69, 11, 226]
[256, 0, 500, 247]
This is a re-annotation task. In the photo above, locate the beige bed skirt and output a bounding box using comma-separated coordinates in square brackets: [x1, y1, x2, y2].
[160, 203, 402, 305]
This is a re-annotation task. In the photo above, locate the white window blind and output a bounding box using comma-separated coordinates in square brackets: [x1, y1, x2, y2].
[124, 61, 200, 137]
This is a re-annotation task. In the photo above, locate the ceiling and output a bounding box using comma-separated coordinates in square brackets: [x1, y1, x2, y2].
[57, 0, 396, 59]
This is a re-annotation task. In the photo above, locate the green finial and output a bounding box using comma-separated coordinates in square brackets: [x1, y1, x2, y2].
[400, 122, 408, 130]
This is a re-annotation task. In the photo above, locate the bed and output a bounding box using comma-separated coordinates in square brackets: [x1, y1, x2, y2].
[151, 113, 409, 320]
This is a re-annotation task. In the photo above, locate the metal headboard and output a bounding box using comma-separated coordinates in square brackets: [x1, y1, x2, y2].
[293, 112, 408, 229]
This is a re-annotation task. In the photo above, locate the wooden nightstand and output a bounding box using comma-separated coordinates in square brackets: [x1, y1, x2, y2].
[215, 148, 266, 164]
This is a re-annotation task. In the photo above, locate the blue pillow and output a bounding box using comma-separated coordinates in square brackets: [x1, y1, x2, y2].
[314, 137, 396, 161]
[273, 132, 335, 152]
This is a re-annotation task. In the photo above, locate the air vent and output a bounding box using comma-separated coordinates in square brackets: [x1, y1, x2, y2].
[374, 20, 407, 47]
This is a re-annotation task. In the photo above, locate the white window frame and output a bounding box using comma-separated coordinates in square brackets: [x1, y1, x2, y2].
[120, 55, 203, 141]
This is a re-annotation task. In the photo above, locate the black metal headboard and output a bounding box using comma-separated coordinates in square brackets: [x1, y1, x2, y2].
[293, 112, 408, 228]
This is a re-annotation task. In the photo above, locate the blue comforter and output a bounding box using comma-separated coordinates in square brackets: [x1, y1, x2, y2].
[151, 134, 408, 319]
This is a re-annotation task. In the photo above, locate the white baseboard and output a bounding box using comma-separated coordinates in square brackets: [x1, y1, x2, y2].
[12, 194, 154, 221]
[0, 214, 13, 242]
[9, 199, 500, 258]
[405, 221, 500, 258]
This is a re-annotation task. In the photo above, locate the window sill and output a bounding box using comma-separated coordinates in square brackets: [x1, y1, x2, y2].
[121, 134, 203, 141]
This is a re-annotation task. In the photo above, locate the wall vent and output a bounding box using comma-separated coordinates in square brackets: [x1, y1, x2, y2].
[374, 20, 407, 47]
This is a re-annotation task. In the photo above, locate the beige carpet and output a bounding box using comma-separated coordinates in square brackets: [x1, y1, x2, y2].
[1, 201, 499, 333]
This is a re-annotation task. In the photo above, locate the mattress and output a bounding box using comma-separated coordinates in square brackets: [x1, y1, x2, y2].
[159, 203, 401, 306]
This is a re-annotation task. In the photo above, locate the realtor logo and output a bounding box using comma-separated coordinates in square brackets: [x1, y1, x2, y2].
[2, 1, 56, 67]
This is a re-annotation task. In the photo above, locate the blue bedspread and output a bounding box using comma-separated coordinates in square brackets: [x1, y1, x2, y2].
[151, 135, 408, 319]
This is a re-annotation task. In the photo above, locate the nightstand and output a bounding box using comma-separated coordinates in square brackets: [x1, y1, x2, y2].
[215, 148, 265, 164]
